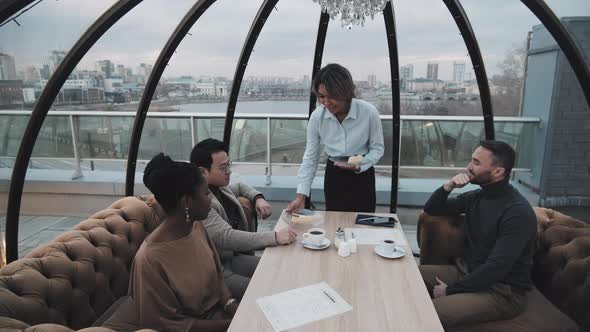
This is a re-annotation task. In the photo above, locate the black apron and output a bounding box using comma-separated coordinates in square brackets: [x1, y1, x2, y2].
[324, 158, 376, 212]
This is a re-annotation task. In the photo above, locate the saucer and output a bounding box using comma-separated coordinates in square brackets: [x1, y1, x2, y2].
[374, 245, 405, 259]
[302, 238, 331, 250]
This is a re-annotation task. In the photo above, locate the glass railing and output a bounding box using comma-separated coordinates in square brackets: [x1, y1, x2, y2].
[0, 111, 541, 175]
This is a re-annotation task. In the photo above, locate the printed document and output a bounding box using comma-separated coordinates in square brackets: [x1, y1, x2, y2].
[256, 282, 352, 332]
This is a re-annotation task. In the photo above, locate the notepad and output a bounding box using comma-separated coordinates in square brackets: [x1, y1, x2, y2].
[256, 282, 352, 332]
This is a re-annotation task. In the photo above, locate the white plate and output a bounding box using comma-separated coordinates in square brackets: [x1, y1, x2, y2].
[286, 209, 324, 226]
[295, 208, 314, 216]
[302, 238, 331, 250]
[374, 245, 405, 259]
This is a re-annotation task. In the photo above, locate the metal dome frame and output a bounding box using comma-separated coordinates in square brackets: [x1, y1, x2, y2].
[3, 0, 590, 263]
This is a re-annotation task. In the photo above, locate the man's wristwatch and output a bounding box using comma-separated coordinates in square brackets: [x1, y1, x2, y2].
[224, 298, 237, 311]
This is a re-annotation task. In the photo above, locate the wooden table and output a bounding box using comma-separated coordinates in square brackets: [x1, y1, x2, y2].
[228, 211, 443, 332]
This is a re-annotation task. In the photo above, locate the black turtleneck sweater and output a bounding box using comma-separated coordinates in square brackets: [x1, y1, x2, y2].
[424, 179, 537, 295]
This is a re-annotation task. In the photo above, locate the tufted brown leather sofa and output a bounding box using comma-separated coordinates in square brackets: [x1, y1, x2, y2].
[417, 207, 589, 332]
[0, 195, 165, 332]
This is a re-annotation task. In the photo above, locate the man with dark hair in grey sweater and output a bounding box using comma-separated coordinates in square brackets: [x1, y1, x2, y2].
[191, 138, 297, 300]
[419, 140, 537, 328]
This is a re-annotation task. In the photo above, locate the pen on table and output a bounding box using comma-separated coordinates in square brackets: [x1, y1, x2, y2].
[357, 216, 377, 222]
[322, 290, 336, 303]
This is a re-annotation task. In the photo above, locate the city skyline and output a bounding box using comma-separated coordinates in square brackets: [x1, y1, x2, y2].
[0, 0, 588, 81]
[8, 49, 476, 84]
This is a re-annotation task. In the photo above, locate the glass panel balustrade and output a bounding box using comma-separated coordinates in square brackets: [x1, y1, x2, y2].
[0, 112, 540, 173]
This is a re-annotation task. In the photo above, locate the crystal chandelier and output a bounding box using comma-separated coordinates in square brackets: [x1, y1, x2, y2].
[312, 0, 392, 27]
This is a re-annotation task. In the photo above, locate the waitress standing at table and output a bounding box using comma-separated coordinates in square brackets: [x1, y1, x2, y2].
[286, 64, 384, 213]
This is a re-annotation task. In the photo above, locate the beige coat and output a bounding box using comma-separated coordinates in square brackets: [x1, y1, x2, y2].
[202, 182, 277, 263]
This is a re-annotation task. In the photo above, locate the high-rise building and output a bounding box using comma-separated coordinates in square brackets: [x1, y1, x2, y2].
[0, 53, 17, 80]
[426, 61, 439, 80]
[303, 74, 311, 88]
[40, 64, 51, 79]
[116, 64, 126, 77]
[400, 64, 414, 91]
[45, 50, 66, 74]
[0, 80, 23, 106]
[368, 74, 377, 88]
[24, 65, 40, 81]
[137, 63, 153, 82]
[95, 60, 115, 79]
[453, 61, 466, 84]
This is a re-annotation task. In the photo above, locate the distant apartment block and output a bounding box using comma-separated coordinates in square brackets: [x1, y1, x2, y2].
[0, 80, 23, 107]
[137, 63, 153, 83]
[164, 77, 228, 97]
[453, 61, 466, 84]
[41, 79, 96, 89]
[193, 82, 228, 97]
[22, 88, 36, 104]
[303, 75, 311, 88]
[45, 50, 66, 75]
[400, 64, 414, 91]
[95, 60, 115, 79]
[413, 78, 444, 92]
[246, 76, 294, 85]
[426, 62, 439, 80]
[368, 74, 377, 88]
[0, 53, 17, 80]
[40, 79, 104, 104]
[103, 78, 124, 94]
[24, 66, 40, 82]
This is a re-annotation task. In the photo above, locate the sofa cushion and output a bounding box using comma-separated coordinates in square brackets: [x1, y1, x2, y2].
[93, 296, 131, 327]
[451, 287, 579, 332]
[95, 295, 139, 332]
[417, 213, 465, 265]
[0, 196, 164, 330]
[0, 316, 30, 331]
[22, 324, 76, 332]
[23, 325, 123, 332]
[532, 209, 590, 331]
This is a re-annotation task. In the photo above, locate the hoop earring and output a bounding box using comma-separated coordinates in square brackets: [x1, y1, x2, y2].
[185, 207, 190, 223]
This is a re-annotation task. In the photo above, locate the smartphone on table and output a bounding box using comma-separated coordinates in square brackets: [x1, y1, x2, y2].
[355, 214, 398, 227]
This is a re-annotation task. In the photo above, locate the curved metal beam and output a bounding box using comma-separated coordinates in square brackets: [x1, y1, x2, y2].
[4, 0, 142, 264]
[442, 0, 494, 140]
[223, 0, 280, 145]
[383, 1, 401, 213]
[125, 0, 217, 196]
[308, 12, 330, 116]
[0, 0, 34, 26]
[521, 0, 590, 111]
[304, 11, 330, 209]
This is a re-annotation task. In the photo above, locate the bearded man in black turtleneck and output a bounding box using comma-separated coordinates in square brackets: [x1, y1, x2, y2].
[419, 140, 537, 329]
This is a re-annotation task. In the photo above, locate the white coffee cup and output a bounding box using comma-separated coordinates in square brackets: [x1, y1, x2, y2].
[303, 228, 326, 246]
[381, 239, 396, 253]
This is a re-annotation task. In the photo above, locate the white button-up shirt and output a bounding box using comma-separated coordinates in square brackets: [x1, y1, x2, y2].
[296, 98, 385, 196]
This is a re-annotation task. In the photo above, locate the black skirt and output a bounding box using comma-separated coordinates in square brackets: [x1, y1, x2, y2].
[324, 159, 376, 212]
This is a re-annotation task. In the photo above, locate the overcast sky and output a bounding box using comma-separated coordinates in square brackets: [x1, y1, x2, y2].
[1, 0, 589, 81]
